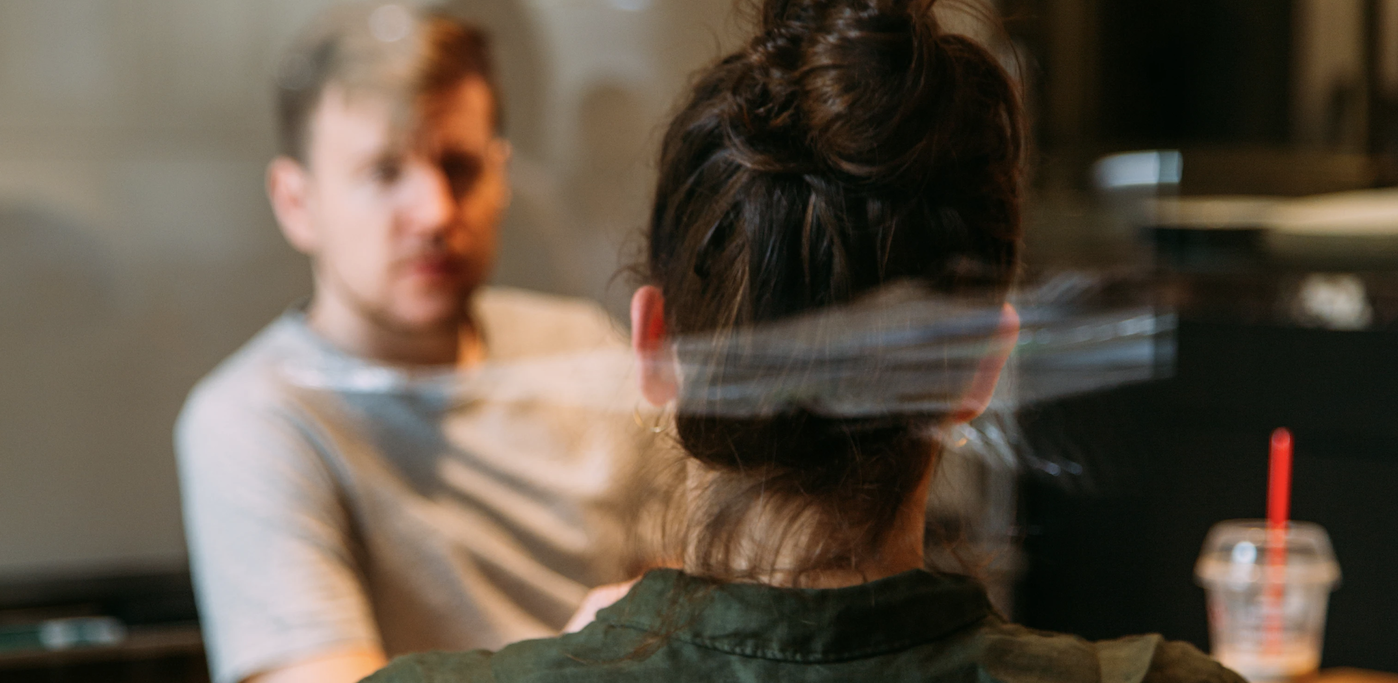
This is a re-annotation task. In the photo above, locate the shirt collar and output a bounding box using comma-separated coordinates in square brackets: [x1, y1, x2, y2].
[596, 568, 994, 663]
[272, 305, 471, 400]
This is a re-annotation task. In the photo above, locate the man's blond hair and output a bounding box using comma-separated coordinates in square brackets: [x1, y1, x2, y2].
[275, 2, 500, 163]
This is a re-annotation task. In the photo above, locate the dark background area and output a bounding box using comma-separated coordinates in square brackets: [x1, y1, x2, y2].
[1008, 0, 1398, 669]
[1018, 315, 1398, 670]
[1097, 0, 1293, 147]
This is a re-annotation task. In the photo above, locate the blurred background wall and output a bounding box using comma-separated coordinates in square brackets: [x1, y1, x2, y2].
[0, 0, 743, 581]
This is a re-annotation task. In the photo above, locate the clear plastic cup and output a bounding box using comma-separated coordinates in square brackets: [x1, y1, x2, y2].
[1195, 520, 1341, 682]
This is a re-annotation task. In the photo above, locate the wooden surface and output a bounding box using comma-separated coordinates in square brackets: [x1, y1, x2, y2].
[1310, 669, 1398, 683]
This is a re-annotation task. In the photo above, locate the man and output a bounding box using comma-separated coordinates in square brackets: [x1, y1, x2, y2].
[176, 5, 656, 683]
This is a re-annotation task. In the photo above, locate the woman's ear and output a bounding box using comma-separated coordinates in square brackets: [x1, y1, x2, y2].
[953, 302, 1020, 423]
[631, 285, 678, 406]
[267, 156, 318, 254]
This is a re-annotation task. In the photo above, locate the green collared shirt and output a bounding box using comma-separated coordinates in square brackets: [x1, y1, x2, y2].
[366, 569, 1243, 683]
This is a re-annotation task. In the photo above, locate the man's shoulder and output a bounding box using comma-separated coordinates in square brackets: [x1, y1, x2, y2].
[178, 311, 314, 433]
[476, 287, 625, 359]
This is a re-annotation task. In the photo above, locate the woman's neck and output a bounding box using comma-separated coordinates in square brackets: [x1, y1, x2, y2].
[682, 459, 935, 589]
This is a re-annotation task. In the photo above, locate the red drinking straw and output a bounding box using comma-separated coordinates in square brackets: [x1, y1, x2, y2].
[1268, 428, 1293, 530]
[1263, 428, 1292, 654]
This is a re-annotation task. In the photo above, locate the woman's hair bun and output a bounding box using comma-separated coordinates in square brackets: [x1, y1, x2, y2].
[728, 0, 1016, 192]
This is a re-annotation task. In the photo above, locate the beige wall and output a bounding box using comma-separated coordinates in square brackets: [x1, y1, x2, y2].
[0, 0, 742, 578]
[482, 0, 744, 315]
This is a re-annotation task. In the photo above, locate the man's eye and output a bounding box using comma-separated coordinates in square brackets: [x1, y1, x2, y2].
[440, 154, 483, 197]
[372, 160, 404, 184]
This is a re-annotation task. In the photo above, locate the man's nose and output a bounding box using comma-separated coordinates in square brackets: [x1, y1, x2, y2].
[400, 161, 457, 233]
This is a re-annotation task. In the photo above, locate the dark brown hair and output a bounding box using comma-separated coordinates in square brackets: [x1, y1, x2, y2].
[275, 3, 500, 163]
[644, 0, 1024, 584]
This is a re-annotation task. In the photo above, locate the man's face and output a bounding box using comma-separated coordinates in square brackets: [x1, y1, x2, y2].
[285, 77, 507, 336]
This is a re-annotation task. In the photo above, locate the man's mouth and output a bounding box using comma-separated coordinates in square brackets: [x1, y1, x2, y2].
[406, 254, 464, 281]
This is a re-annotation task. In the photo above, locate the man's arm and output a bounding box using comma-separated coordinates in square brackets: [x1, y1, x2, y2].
[561, 578, 640, 633]
[177, 384, 384, 683]
[245, 648, 387, 683]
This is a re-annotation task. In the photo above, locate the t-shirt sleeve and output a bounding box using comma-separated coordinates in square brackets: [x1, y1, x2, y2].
[176, 384, 381, 683]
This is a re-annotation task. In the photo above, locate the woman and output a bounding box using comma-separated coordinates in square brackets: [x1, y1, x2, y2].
[368, 0, 1242, 680]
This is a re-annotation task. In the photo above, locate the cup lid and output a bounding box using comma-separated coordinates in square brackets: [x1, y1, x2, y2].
[1194, 519, 1341, 587]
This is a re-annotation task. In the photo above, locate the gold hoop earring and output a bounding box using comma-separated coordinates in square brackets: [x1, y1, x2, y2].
[633, 406, 667, 434]
[938, 423, 970, 449]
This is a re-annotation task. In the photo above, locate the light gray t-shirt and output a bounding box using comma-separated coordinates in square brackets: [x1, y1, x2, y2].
[176, 288, 658, 683]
